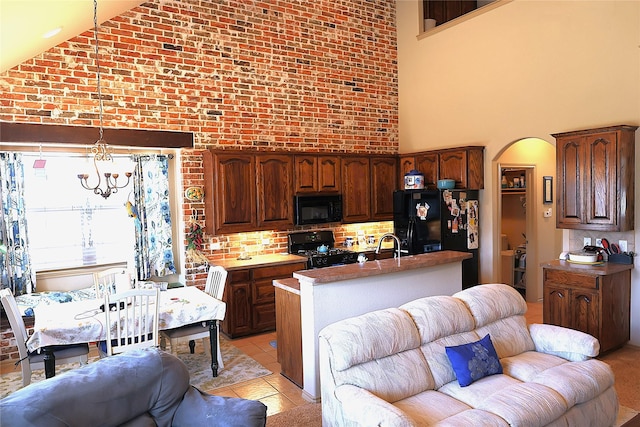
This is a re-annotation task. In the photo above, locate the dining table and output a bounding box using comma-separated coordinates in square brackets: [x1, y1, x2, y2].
[26, 286, 226, 378]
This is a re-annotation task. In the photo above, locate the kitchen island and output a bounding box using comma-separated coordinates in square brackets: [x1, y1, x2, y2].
[276, 250, 471, 401]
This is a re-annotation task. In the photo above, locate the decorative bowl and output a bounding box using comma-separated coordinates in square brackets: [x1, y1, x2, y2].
[437, 179, 456, 190]
[568, 252, 598, 263]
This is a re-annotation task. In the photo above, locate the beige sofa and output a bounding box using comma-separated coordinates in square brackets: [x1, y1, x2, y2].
[319, 283, 618, 426]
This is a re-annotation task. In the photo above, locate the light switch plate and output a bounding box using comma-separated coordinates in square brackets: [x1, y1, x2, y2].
[584, 237, 592, 246]
[595, 238, 603, 247]
[210, 242, 221, 250]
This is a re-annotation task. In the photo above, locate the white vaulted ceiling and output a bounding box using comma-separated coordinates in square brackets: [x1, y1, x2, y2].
[0, 0, 143, 73]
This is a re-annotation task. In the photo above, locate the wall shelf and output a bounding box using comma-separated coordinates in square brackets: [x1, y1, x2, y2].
[502, 189, 526, 195]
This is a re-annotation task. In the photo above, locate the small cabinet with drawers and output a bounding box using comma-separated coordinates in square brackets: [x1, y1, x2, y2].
[542, 260, 631, 353]
[221, 261, 307, 338]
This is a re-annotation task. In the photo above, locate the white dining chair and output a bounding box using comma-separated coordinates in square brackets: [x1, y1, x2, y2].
[160, 265, 227, 369]
[103, 288, 159, 356]
[0, 288, 89, 386]
[93, 267, 130, 298]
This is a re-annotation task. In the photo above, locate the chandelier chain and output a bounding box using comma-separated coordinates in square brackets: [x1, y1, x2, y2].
[77, 0, 131, 198]
[93, 0, 104, 143]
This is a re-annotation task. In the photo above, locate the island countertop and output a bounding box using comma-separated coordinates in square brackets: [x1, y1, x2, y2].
[209, 253, 307, 271]
[293, 250, 472, 284]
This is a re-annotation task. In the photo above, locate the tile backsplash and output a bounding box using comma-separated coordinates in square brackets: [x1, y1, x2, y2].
[568, 230, 635, 254]
[204, 221, 394, 262]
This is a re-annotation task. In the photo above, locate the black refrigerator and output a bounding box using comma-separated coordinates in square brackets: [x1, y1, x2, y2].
[393, 189, 480, 289]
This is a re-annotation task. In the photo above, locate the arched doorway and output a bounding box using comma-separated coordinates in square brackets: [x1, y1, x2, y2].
[493, 138, 561, 302]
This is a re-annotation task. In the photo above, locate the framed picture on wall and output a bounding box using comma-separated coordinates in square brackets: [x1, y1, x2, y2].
[543, 176, 553, 204]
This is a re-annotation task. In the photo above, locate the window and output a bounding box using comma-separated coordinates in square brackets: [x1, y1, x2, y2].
[22, 153, 136, 271]
[419, 0, 504, 34]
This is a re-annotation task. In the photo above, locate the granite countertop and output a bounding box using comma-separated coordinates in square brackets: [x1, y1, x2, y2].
[293, 250, 472, 284]
[273, 278, 301, 295]
[209, 253, 308, 271]
[541, 259, 634, 275]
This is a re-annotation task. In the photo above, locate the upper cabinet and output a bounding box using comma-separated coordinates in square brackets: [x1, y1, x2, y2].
[204, 151, 293, 234]
[294, 155, 341, 193]
[399, 147, 484, 190]
[203, 146, 478, 233]
[205, 152, 257, 233]
[341, 156, 372, 223]
[370, 157, 397, 220]
[554, 125, 637, 231]
[342, 155, 398, 223]
[257, 155, 294, 229]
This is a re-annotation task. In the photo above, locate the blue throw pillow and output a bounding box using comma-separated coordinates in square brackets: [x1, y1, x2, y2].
[445, 334, 503, 387]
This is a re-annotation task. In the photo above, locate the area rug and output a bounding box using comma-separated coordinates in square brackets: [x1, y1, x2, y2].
[265, 403, 638, 427]
[266, 403, 321, 427]
[0, 335, 270, 399]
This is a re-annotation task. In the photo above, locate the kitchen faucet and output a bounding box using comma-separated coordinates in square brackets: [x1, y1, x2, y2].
[376, 233, 401, 260]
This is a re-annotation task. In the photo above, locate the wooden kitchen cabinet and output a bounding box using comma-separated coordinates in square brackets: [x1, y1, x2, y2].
[542, 260, 631, 354]
[554, 125, 637, 231]
[342, 155, 398, 222]
[398, 147, 484, 190]
[370, 156, 397, 220]
[208, 152, 257, 233]
[439, 147, 484, 189]
[294, 155, 341, 193]
[342, 156, 371, 222]
[399, 155, 415, 185]
[257, 154, 294, 229]
[274, 278, 303, 388]
[415, 153, 439, 189]
[221, 262, 306, 338]
[204, 150, 293, 233]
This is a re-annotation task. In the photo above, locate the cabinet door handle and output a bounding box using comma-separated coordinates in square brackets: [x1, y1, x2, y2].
[551, 290, 564, 298]
[577, 295, 591, 303]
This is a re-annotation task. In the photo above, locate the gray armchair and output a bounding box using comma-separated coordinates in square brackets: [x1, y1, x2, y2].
[0, 348, 267, 427]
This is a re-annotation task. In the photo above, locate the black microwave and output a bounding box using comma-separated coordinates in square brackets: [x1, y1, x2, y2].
[294, 194, 343, 225]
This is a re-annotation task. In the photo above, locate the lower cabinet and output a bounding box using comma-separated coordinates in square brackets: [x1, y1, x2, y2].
[222, 262, 306, 338]
[542, 262, 631, 354]
[274, 279, 303, 388]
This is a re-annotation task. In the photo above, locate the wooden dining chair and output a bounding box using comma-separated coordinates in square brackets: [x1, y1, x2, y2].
[160, 265, 227, 369]
[93, 267, 130, 298]
[0, 288, 89, 386]
[103, 288, 159, 356]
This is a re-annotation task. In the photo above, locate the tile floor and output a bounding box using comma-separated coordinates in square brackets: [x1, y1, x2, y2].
[212, 301, 545, 417]
[208, 331, 311, 417]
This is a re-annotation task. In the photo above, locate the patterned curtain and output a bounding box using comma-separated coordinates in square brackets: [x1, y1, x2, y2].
[0, 153, 35, 295]
[131, 154, 176, 280]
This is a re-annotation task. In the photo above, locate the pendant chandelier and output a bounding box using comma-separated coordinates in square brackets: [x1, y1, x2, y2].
[77, 0, 131, 199]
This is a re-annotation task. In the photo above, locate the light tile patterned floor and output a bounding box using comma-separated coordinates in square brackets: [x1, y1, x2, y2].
[208, 331, 310, 417]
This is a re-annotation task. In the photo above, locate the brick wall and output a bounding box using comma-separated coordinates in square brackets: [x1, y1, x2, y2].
[0, 0, 398, 287]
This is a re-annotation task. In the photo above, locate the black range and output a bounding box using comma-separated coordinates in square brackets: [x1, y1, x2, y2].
[288, 230, 358, 269]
